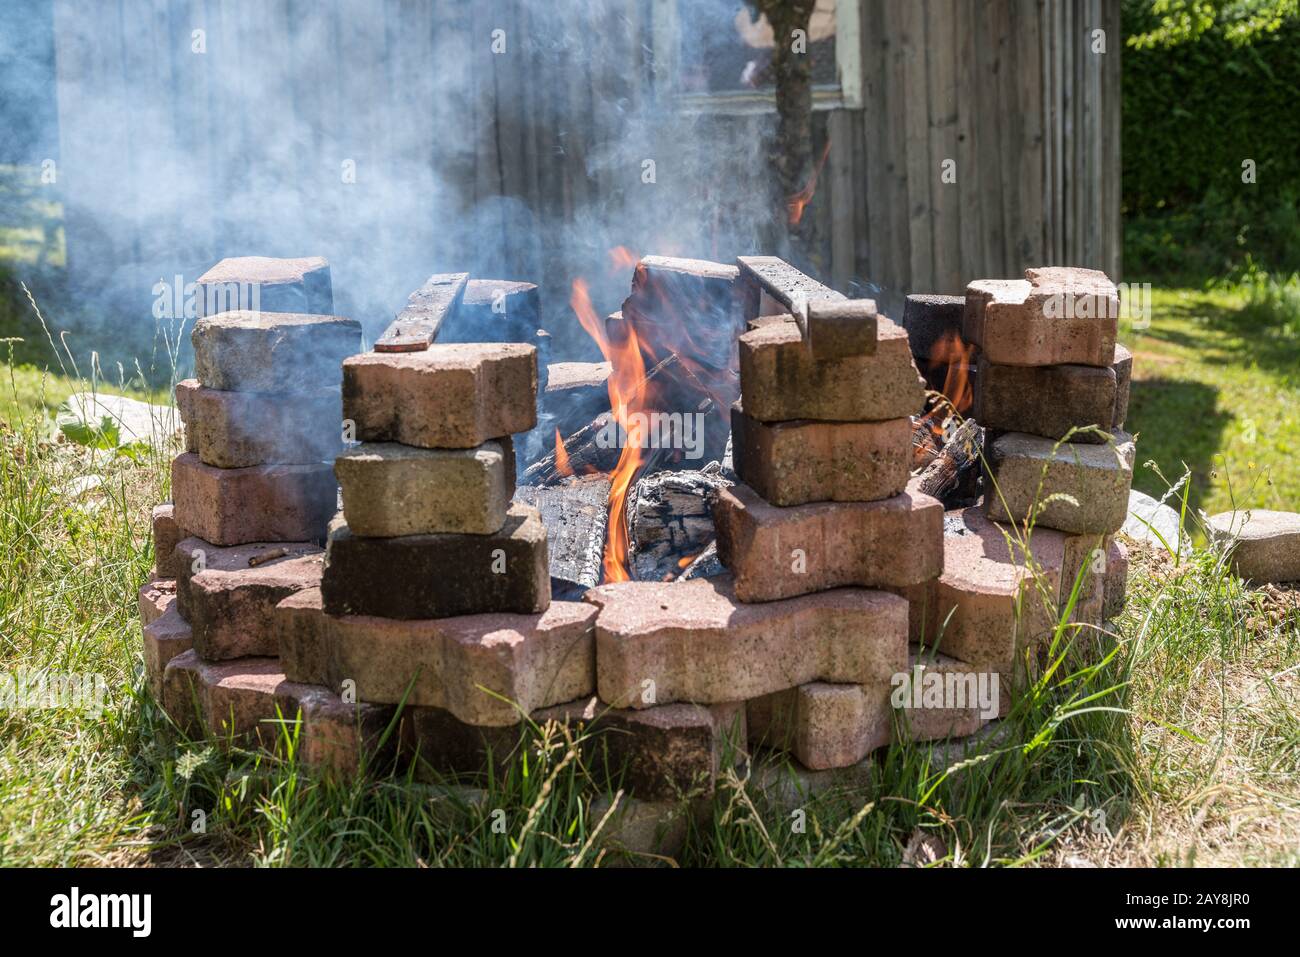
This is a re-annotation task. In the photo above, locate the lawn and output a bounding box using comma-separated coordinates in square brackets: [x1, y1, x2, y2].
[1124, 284, 1300, 519]
[0, 279, 1297, 867]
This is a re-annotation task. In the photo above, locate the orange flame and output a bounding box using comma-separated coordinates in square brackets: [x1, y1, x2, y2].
[571, 277, 648, 583]
[787, 139, 832, 226]
[930, 329, 975, 419]
[554, 428, 574, 479]
[609, 246, 639, 271]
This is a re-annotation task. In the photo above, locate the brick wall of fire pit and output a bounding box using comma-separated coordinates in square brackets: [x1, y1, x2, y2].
[140, 252, 1136, 854]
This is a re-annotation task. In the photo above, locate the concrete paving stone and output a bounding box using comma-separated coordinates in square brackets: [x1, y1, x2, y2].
[342, 343, 536, 449]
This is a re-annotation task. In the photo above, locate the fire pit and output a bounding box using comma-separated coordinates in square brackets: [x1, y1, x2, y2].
[141, 253, 1136, 849]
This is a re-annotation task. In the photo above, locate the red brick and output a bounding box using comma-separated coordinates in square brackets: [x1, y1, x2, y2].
[883, 578, 941, 645]
[585, 576, 908, 709]
[402, 697, 746, 800]
[973, 359, 1118, 442]
[185, 547, 324, 660]
[934, 508, 1066, 669]
[152, 503, 187, 578]
[747, 681, 892, 770]
[143, 603, 192, 701]
[963, 269, 1119, 368]
[891, 647, 1003, 743]
[713, 481, 943, 601]
[738, 316, 925, 422]
[176, 380, 342, 468]
[160, 650, 393, 776]
[272, 586, 597, 727]
[171, 453, 337, 546]
[342, 343, 536, 449]
[138, 575, 176, 627]
[191, 310, 360, 393]
[175, 538, 323, 619]
[730, 403, 911, 505]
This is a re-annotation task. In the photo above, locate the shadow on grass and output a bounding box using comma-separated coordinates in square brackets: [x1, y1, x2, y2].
[1127, 376, 1229, 517]
[1144, 289, 1300, 381]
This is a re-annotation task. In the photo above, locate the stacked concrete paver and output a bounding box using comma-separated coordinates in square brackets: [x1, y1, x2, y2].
[718, 278, 993, 765]
[943, 266, 1135, 674]
[138, 254, 1148, 855]
[142, 257, 393, 776]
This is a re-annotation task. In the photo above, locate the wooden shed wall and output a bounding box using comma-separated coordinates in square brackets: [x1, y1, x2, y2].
[49, 0, 1120, 336]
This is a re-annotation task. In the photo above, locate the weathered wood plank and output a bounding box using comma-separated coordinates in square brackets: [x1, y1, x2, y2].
[375, 272, 469, 352]
[927, 0, 960, 293]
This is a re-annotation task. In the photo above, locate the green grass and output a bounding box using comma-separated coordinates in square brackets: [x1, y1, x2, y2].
[1123, 282, 1300, 519]
[1, 279, 1298, 866]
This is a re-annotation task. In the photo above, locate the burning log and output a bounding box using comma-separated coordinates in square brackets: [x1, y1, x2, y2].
[676, 540, 725, 582]
[375, 272, 469, 352]
[911, 416, 944, 471]
[521, 353, 684, 486]
[914, 418, 983, 507]
[513, 474, 611, 593]
[626, 467, 732, 582]
[522, 411, 623, 486]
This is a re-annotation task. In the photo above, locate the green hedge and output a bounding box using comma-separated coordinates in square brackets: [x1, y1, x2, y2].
[1122, 2, 1300, 279]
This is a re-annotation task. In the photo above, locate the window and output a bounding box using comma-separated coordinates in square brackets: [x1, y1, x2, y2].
[651, 0, 863, 112]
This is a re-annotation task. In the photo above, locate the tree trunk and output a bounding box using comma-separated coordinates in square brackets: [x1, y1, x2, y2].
[753, 0, 816, 263]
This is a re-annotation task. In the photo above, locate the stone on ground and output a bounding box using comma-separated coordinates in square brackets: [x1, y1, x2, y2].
[1208, 510, 1300, 584]
[63, 392, 181, 451]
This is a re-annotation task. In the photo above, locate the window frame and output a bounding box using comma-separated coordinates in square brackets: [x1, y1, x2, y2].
[650, 0, 863, 114]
